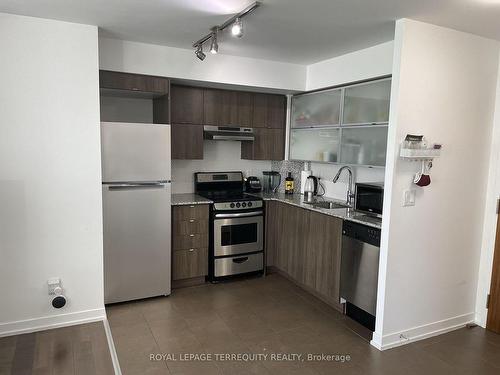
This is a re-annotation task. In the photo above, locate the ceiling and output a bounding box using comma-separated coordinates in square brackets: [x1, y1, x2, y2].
[1, 0, 500, 65]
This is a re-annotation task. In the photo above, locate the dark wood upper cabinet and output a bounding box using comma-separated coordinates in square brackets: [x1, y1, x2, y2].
[203, 88, 221, 125]
[237, 91, 253, 127]
[171, 85, 204, 125]
[171, 123, 204, 160]
[220, 90, 238, 126]
[252, 94, 268, 128]
[99, 70, 169, 94]
[267, 95, 286, 129]
[203, 88, 238, 126]
[241, 128, 284, 161]
[252, 93, 286, 129]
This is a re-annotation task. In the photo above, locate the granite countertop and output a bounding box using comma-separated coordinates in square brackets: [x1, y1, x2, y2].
[251, 192, 382, 229]
[171, 193, 213, 206]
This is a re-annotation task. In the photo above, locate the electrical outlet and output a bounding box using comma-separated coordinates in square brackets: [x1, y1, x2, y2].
[47, 278, 61, 295]
[403, 189, 416, 207]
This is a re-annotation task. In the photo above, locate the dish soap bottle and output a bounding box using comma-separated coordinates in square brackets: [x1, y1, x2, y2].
[285, 172, 294, 195]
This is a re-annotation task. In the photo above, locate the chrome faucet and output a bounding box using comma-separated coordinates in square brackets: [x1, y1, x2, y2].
[333, 166, 355, 207]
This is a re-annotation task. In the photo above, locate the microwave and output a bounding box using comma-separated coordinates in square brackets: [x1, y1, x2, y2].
[355, 182, 384, 216]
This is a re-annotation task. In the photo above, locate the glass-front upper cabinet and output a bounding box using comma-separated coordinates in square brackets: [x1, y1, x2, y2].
[290, 128, 340, 162]
[340, 126, 388, 166]
[291, 89, 341, 128]
[343, 79, 391, 125]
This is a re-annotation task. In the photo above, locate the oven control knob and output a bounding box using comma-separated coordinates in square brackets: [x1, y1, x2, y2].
[236, 202, 241, 208]
[248, 202, 252, 207]
[230, 203, 235, 208]
[242, 202, 247, 207]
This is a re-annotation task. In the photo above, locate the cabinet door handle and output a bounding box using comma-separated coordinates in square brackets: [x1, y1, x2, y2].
[189, 219, 195, 223]
[189, 248, 195, 252]
[189, 234, 195, 237]
[189, 205, 195, 208]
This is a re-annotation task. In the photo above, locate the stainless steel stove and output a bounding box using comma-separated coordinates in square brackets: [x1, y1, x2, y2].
[195, 172, 264, 281]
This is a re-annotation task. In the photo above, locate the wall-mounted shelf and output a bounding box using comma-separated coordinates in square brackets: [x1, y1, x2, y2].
[400, 148, 441, 160]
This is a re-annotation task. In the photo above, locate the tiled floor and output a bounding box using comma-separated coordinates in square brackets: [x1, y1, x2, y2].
[0, 321, 114, 375]
[107, 273, 500, 375]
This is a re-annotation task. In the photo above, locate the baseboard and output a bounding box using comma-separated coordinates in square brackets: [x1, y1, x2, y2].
[474, 308, 487, 328]
[0, 308, 106, 337]
[371, 312, 475, 350]
[103, 318, 122, 375]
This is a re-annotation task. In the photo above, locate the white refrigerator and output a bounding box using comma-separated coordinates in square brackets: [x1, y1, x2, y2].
[101, 122, 171, 304]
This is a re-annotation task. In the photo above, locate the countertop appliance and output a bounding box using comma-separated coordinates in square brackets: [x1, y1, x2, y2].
[355, 182, 384, 217]
[101, 122, 172, 304]
[340, 221, 380, 331]
[304, 175, 319, 201]
[245, 176, 262, 193]
[262, 171, 281, 193]
[195, 171, 264, 281]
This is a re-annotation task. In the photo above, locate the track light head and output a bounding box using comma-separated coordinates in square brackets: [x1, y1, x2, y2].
[195, 45, 206, 61]
[210, 32, 218, 54]
[231, 18, 243, 38]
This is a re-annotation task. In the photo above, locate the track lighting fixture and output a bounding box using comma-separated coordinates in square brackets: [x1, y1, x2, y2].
[195, 45, 206, 61]
[210, 31, 218, 54]
[192, 1, 261, 61]
[231, 18, 243, 38]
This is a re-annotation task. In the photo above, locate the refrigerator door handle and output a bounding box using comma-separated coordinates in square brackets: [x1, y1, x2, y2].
[107, 182, 167, 190]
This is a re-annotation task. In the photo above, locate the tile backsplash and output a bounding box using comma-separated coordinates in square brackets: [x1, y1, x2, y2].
[271, 160, 305, 193]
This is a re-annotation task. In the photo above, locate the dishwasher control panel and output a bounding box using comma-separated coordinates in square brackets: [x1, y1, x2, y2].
[342, 221, 380, 247]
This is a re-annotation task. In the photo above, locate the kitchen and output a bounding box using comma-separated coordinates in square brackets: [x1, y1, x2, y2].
[100, 71, 386, 322]
[3, 1, 500, 375]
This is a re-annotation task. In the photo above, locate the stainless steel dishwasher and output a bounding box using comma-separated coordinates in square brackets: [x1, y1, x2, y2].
[340, 221, 381, 331]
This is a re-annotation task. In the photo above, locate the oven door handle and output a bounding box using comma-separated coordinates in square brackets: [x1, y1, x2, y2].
[214, 210, 263, 219]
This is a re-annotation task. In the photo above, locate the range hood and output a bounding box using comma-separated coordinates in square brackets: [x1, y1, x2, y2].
[203, 126, 254, 141]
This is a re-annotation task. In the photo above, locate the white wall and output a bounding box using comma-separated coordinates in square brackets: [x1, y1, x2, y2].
[476, 53, 500, 327]
[306, 41, 394, 91]
[172, 141, 271, 194]
[99, 37, 306, 92]
[373, 19, 500, 350]
[0, 13, 104, 336]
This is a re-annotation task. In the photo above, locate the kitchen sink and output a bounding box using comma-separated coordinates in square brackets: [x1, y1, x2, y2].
[305, 201, 351, 209]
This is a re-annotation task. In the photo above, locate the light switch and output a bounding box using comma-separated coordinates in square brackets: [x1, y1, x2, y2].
[403, 189, 416, 206]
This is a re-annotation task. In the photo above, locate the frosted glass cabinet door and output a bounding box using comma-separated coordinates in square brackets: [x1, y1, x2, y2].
[292, 89, 341, 128]
[343, 80, 391, 125]
[290, 128, 340, 162]
[340, 126, 388, 166]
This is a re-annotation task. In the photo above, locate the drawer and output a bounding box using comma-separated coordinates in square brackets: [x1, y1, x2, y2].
[173, 205, 209, 221]
[173, 219, 208, 235]
[214, 252, 263, 277]
[173, 233, 208, 250]
[173, 248, 208, 280]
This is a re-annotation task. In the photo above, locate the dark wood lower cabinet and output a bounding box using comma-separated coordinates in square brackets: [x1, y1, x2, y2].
[173, 248, 208, 280]
[171, 124, 204, 160]
[266, 201, 343, 311]
[172, 205, 209, 283]
[309, 211, 342, 305]
[241, 128, 285, 161]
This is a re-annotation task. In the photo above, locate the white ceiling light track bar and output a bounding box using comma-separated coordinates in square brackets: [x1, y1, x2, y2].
[192, 1, 261, 60]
